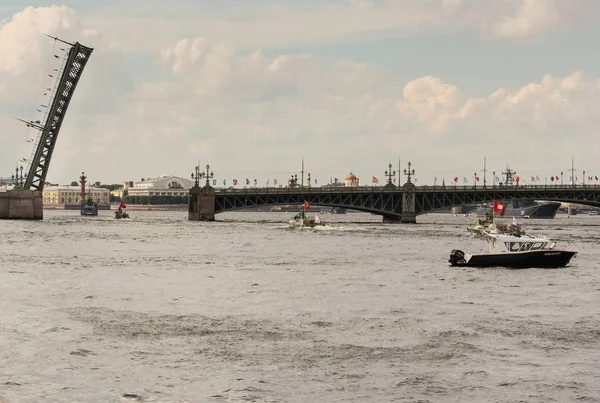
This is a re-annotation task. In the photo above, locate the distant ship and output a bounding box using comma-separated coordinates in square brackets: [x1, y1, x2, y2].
[473, 199, 560, 219]
[330, 207, 347, 214]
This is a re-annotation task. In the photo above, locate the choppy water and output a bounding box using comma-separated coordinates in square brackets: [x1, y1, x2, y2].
[1, 210, 599, 403]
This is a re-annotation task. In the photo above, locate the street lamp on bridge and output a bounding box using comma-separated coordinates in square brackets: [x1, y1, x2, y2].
[191, 163, 214, 187]
[385, 163, 396, 186]
[289, 174, 298, 188]
[11, 165, 24, 187]
[203, 164, 214, 186]
[403, 161, 415, 184]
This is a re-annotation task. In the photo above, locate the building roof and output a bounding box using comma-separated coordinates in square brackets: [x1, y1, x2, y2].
[132, 175, 194, 189]
[44, 185, 110, 192]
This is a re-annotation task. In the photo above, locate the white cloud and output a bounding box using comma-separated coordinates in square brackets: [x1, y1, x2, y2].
[1, 5, 600, 185]
[77, 0, 600, 53]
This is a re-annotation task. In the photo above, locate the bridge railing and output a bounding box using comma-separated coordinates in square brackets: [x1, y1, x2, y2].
[212, 183, 600, 194]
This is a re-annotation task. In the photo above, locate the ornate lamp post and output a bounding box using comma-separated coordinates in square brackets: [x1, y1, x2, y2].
[203, 164, 214, 186]
[289, 174, 298, 188]
[385, 163, 396, 186]
[403, 161, 415, 184]
[191, 164, 202, 187]
[583, 170, 586, 186]
[11, 165, 24, 187]
[474, 172, 477, 188]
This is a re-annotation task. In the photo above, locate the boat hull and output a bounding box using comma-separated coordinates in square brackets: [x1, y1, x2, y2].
[449, 249, 577, 269]
[474, 201, 560, 219]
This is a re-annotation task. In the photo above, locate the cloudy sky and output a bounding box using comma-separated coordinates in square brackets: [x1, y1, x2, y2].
[1, 0, 600, 186]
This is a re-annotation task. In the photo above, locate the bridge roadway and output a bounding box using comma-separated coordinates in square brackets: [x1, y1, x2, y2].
[212, 184, 600, 222]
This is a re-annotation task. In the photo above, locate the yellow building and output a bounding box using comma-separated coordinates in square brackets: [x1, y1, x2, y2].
[43, 185, 111, 207]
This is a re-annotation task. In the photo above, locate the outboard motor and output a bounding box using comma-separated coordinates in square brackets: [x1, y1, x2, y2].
[449, 249, 466, 266]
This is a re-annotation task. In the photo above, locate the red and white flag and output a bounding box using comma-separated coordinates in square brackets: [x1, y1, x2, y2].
[493, 201, 506, 215]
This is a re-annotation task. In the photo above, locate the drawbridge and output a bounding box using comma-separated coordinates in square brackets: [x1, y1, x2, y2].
[0, 36, 93, 219]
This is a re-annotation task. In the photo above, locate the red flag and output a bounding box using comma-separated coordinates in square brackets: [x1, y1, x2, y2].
[303, 201, 310, 210]
[119, 201, 127, 209]
[476, 176, 480, 182]
[493, 201, 506, 215]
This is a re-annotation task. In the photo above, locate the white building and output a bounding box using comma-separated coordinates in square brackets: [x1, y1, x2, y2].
[126, 175, 195, 197]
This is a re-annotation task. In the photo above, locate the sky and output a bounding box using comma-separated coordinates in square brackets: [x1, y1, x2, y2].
[1, 0, 600, 186]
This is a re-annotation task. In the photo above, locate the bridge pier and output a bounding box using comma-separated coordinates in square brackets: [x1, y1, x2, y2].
[0, 189, 43, 220]
[382, 214, 401, 223]
[401, 182, 417, 224]
[188, 185, 216, 221]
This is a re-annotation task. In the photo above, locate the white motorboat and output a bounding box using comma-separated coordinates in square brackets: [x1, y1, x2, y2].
[449, 232, 579, 269]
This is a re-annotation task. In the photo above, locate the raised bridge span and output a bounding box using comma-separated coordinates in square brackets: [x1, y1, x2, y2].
[190, 182, 600, 223]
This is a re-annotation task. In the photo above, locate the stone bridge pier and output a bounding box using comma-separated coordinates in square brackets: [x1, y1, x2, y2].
[188, 184, 216, 221]
[0, 189, 43, 219]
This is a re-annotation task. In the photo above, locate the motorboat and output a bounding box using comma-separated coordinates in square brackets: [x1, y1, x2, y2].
[80, 198, 98, 216]
[449, 232, 579, 269]
[289, 212, 323, 228]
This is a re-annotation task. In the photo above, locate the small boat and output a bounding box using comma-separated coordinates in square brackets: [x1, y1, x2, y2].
[449, 232, 579, 269]
[80, 198, 98, 216]
[467, 210, 525, 238]
[114, 202, 129, 219]
[590, 210, 599, 216]
[288, 201, 323, 228]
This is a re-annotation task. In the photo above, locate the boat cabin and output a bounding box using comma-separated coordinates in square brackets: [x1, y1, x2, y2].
[483, 233, 555, 254]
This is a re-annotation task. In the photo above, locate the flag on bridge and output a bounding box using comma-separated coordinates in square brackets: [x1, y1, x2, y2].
[223, 179, 226, 186]
[212, 179, 216, 185]
[274, 178, 278, 185]
[463, 177, 467, 184]
[233, 179, 238, 186]
[246, 178, 250, 185]
[254, 179, 257, 186]
[372, 176, 379, 184]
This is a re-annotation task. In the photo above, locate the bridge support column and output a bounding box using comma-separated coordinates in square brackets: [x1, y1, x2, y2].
[401, 182, 417, 224]
[382, 215, 401, 223]
[188, 185, 215, 221]
[0, 189, 43, 220]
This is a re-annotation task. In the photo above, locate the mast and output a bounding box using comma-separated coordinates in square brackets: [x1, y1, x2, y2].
[482, 157, 487, 186]
[301, 157, 304, 189]
[569, 157, 576, 187]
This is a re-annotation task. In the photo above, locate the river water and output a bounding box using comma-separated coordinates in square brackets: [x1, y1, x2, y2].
[0, 210, 599, 403]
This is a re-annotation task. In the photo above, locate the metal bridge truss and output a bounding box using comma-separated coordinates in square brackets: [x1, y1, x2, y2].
[214, 186, 600, 218]
[24, 40, 94, 191]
